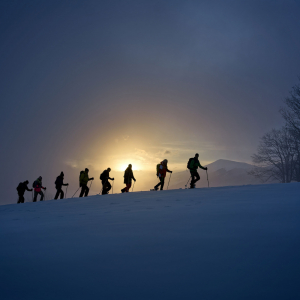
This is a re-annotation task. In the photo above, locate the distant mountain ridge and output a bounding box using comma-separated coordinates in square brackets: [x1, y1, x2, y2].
[169, 159, 272, 189]
[204, 159, 253, 172]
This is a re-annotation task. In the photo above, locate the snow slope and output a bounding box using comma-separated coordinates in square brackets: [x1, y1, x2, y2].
[1, 183, 300, 300]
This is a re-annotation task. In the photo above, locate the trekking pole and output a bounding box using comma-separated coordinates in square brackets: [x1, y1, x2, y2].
[112, 180, 114, 194]
[72, 187, 80, 198]
[65, 186, 68, 199]
[167, 173, 172, 190]
[206, 170, 209, 188]
[32, 190, 33, 202]
[185, 177, 191, 189]
[132, 181, 135, 192]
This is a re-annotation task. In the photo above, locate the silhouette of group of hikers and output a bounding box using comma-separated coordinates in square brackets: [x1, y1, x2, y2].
[16, 153, 208, 203]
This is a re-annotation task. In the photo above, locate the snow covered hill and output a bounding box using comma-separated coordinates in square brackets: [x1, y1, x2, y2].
[1, 183, 299, 300]
[169, 159, 272, 189]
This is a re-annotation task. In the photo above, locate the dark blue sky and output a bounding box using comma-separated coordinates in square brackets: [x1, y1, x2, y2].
[1, 0, 300, 203]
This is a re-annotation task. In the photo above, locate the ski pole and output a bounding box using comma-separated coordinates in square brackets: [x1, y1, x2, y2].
[185, 177, 191, 189]
[65, 186, 68, 199]
[206, 170, 209, 188]
[132, 181, 135, 192]
[72, 187, 80, 198]
[167, 173, 172, 190]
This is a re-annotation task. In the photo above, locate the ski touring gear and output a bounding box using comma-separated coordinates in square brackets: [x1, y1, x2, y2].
[190, 171, 200, 188]
[72, 187, 80, 198]
[185, 177, 191, 189]
[154, 177, 165, 190]
[33, 190, 44, 202]
[206, 169, 210, 188]
[167, 173, 172, 190]
[79, 184, 89, 197]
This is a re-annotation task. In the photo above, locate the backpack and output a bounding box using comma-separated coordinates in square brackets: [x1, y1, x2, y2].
[55, 177, 58, 185]
[32, 181, 38, 188]
[156, 163, 161, 176]
[100, 171, 105, 181]
[16, 182, 22, 192]
[79, 171, 84, 182]
[187, 158, 194, 169]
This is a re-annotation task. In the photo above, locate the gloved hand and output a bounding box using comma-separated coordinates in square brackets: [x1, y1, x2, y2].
[44, 187, 47, 190]
[112, 178, 115, 180]
[171, 171, 173, 173]
[91, 177, 94, 180]
[205, 167, 208, 171]
[67, 183, 69, 186]
[30, 189, 33, 192]
[134, 179, 136, 182]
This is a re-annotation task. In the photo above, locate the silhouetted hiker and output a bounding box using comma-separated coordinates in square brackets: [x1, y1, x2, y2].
[79, 168, 94, 197]
[54, 172, 69, 200]
[154, 159, 172, 191]
[121, 164, 136, 193]
[187, 153, 207, 188]
[33, 176, 46, 201]
[100, 168, 114, 195]
[16, 180, 32, 203]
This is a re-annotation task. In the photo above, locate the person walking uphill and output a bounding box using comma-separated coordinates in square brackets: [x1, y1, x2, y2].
[154, 159, 172, 191]
[54, 172, 69, 200]
[121, 164, 136, 193]
[16, 180, 32, 203]
[79, 168, 94, 197]
[33, 176, 46, 201]
[100, 168, 114, 195]
[187, 153, 207, 188]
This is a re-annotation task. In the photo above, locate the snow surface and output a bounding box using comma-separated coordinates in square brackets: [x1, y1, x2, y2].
[1, 183, 300, 300]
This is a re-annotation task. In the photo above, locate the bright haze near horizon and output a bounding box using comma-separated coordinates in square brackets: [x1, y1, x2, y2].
[1, 0, 300, 204]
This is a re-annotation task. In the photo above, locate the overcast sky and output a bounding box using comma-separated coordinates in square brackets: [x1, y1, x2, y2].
[1, 0, 300, 203]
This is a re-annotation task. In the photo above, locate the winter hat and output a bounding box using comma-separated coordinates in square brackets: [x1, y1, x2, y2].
[60, 172, 64, 176]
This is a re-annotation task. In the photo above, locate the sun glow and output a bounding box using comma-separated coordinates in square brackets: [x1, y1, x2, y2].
[118, 162, 140, 171]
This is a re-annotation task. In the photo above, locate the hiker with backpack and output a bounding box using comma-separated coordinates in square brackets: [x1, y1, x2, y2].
[54, 172, 69, 200]
[79, 168, 94, 197]
[154, 159, 172, 191]
[187, 153, 207, 188]
[100, 168, 114, 195]
[33, 176, 47, 201]
[16, 180, 32, 203]
[121, 164, 136, 193]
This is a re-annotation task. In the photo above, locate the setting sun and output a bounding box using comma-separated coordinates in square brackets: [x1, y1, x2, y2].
[118, 162, 140, 172]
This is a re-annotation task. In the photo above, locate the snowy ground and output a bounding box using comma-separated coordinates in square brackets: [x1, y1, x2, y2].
[1, 183, 300, 300]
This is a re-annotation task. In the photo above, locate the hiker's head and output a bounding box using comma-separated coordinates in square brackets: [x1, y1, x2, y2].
[85, 168, 89, 173]
[107, 168, 111, 172]
[195, 153, 199, 158]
